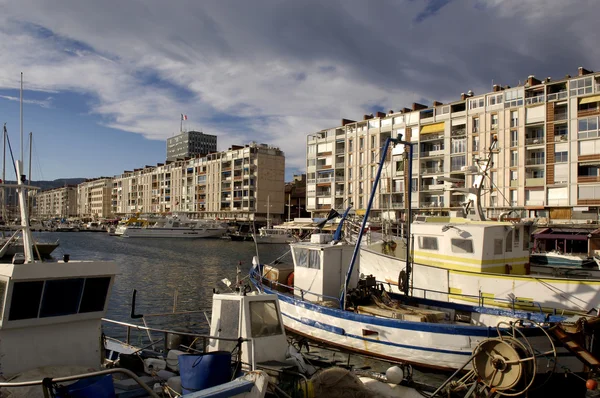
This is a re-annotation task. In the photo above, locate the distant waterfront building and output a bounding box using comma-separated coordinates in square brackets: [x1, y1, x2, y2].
[306, 67, 600, 223]
[77, 177, 114, 219]
[166, 130, 217, 161]
[34, 186, 78, 218]
[112, 142, 285, 222]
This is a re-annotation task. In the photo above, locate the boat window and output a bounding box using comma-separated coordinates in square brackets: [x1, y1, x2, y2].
[294, 248, 320, 269]
[40, 278, 84, 317]
[79, 277, 111, 313]
[418, 236, 438, 251]
[218, 300, 240, 352]
[505, 231, 513, 253]
[450, 239, 473, 254]
[0, 280, 7, 320]
[8, 281, 44, 320]
[249, 300, 283, 338]
[494, 239, 503, 255]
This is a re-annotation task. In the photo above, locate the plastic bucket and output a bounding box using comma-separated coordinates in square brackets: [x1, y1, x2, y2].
[55, 374, 115, 398]
[179, 351, 232, 394]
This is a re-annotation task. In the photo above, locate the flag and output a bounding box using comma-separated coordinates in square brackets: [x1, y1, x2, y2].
[183, 114, 188, 120]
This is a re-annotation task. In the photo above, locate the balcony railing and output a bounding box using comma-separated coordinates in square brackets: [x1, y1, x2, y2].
[451, 128, 466, 137]
[316, 192, 331, 197]
[525, 95, 545, 105]
[335, 190, 344, 196]
[420, 133, 444, 142]
[335, 162, 345, 168]
[422, 184, 445, 191]
[554, 112, 568, 121]
[525, 200, 545, 206]
[335, 176, 345, 182]
[420, 149, 445, 158]
[317, 177, 334, 183]
[525, 137, 545, 145]
[526, 157, 545, 165]
[546, 91, 568, 102]
[421, 167, 444, 174]
[553, 134, 568, 142]
[525, 177, 545, 187]
[510, 180, 518, 187]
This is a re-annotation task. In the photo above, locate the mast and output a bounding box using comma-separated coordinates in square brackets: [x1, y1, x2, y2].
[20, 72, 23, 165]
[266, 195, 270, 229]
[2, 126, 6, 223]
[16, 160, 34, 262]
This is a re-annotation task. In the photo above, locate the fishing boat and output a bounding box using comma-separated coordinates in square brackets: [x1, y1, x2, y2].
[119, 213, 228, 238]
[250, 136, 598, 397]
[357, 136, 600, 313]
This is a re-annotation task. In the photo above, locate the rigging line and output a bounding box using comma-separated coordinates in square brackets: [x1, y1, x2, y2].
[534, 277, 587, 309]
[3, 125, 18, 180]
[31, 139, 45, 182]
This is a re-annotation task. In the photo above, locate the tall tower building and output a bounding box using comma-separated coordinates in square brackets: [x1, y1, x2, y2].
[166, 131, 217, 161]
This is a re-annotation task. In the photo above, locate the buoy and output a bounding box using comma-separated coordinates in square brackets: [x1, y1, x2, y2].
[586, 379, 598, 390]
[385, 366, 404, 384]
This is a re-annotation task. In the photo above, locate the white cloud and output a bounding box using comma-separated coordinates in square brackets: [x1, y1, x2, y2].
[0, 94, 53, 108]
[0, 0, 598, 175]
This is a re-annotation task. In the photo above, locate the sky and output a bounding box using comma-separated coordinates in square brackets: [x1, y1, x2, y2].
[0, 0, 598, 182]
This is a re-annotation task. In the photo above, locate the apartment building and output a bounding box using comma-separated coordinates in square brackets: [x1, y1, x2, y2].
[77, 177, 114, 219]
[306, 67, 600, 223]
[34, 186, 78, 218]
[166, 130, 217, 161]
[112, 142, 285, 222]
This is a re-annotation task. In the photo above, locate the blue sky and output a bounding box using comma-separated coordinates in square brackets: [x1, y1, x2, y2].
[0, 0, 598, 181]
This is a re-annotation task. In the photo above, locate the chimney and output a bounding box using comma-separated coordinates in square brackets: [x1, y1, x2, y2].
[432, 101, 443, 107]
[376, 111, 386, 118]
[492, 85, 501, 92]
[545, 77, 551, 83]
[504, 85, 511, 89]
[341, 118, 356, 126]
[578, 67, 592, 76]
[388, 110, 394, 115]
[467, 90, 474, 96]
[363, 114, 370, 120]
[460, 93, 467, 100]
[412, 102, 427, 111]
[402, 107, 411, 113]
[565, 74, 571, 79]
[527, 75, 541, 86]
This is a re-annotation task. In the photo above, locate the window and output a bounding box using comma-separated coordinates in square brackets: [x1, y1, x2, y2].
[578, 117, 599, 139]
[570, 77, 593, 96]
[396, 160, 404, 172]
[472, 135, 480, 152]
[510, 130, 518, 147]
[494, 239, 503, 255]
[554, 164, 568, 183]
[371, 151, 377, 163]
[510, 150, 518, 167]
[371, 135, 376, 148]
[510, 111, 518, 128]
[468, 98, 485, 110]
[487, 94, 503, 107]
[8, 281, 44, 320]
[419, 236, 439, 250]
[79, 277, 111, 313]
[294, 248, 320, 269]
[451, 155, 466, 171]
[359, 137, 365, 149]
[40, 278, 84, 318]
[504, 88, 524, 107]
[505, 231, 513, 253]
[491, 114, 498, 130]
[472, 117, 480, 133]
[514, 228, 520, 249]
[510, 170, 518, 182]
[437, 105, 450, 115]
[451, 239, 474, 254]
[348, 139, 353, 150]
[579, 185, 600, 200]
[250, 301, 283, 338]
[555, 151, 568, 163]
[451, 138, 466, 154]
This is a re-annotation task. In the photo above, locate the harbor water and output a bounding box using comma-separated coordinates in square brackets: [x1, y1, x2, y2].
[34, 232, 291, 341]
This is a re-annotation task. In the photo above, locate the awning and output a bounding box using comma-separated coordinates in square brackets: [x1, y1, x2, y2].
[420, 122, 445, 135]
[579, 160, 600, 166]
[579, 95, 600, 105]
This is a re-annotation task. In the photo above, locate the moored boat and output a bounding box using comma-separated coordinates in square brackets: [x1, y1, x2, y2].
[120, 213, 227, 238]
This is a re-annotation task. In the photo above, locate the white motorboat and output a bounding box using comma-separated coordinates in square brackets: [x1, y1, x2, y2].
[120, 213, 228, 238]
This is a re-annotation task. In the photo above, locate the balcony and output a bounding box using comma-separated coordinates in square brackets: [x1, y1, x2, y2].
[526, 157, 545, 166]
[421, 167, 444, 174]
[525, 95, 545, 106]
[316, 204, 332, 210]
[510, 180, 518, 187]
[316, 191, 331, 197]
[335, 176, 345, 182]
[451, 128, 466, 137]
[553, 134, 568, 142]
[578, 176, 600, 183]
[525, 137, 545, 145]
[335, 190, 344, 196]
[554, 111, 568, 121]
[421, 184, 445, 191]
[420, 149, 445, 158]
[316, 177, 334, 184]
[420, 133, 444, 142]
[546, 91, 568, 102]
[335, 162, 345, 168]
[525, 177, 545, 187]
[525, 200, 545, 206]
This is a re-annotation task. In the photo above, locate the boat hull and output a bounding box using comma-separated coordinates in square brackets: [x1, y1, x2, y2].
[259, 285, 580, 373]
[122, 227, 226, 238]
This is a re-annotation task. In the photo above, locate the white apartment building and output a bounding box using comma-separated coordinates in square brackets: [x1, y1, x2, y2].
[112, 142, 285, 222]
[77, 178, 113, 219]
[34, 186, 78, 218]
[307, 67, 600, 223]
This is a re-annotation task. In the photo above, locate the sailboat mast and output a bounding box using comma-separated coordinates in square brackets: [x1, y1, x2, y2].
[28, 132, 32, 184]
[20, 72, 23, 164]
[1, 126, 5, 223]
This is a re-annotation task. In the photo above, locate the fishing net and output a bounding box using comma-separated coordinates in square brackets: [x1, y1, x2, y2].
[310, 368, 376, 398]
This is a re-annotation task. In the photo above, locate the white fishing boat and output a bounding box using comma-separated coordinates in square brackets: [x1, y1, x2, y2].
[120, 213, 228, 238]
[251, 136, 598, 397]
[358, 136, 600, 314]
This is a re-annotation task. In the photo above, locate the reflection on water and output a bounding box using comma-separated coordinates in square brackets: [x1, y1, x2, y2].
[36, 232, 291, 340]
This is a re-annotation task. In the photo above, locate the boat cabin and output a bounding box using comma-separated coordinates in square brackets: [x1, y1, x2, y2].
[288, 234, 358, 302]
[209, 292, 288, 368]
[0, 260, 117, 376]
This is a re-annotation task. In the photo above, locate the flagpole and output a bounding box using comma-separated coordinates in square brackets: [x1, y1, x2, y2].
[180, 114, 182, 133]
